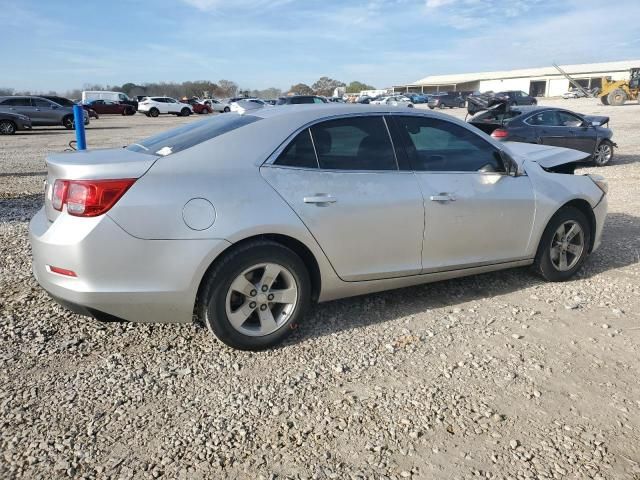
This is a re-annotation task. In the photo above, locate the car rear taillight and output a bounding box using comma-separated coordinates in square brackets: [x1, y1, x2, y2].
[491, 129, 509, 139]
[52, 179, 136, 217]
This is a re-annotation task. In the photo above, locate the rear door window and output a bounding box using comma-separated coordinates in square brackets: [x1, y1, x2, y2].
[33, 98, 53, 108]
[393, 116, 503, 172]
[310, 116, 397, 171]
[1, 97, 31, 106]
[274, 129, 318, 168]
[526, 111, 559, 126]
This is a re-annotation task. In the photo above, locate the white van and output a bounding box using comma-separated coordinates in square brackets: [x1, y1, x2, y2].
[81, 91, 132, 103]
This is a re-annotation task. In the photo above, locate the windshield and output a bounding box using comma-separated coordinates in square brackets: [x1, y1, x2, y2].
[126, 114, 261, 156]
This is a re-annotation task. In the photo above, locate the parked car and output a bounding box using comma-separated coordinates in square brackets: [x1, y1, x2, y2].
[276, 95, 328, 105]
[205, 99, 231, 113]
[0, 111, 32, 134]
[85, 100, 136, 116]
[468, 105, 616, 166]
[29, 105, 608, 350]
[181, 98, 213, 114]
[82, 91, 138, 111]
[0, 96, 88, 129]
[493, 91, 537, 106]
[428, 92, 465, 109]
[41, 96, 99, 119]
[229, 99, 267, 114]
[370, 95, 414, 107]
[137, 97, 193, 117]
[402, 93, 428, 104]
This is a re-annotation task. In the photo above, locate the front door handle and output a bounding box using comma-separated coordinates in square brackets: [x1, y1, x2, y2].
[430, 193, 456, 202]
[304, 194, 337, 205]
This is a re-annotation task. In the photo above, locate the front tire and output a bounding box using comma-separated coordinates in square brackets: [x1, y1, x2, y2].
[593, 140, 614, 166]
[608, 89, 627, 106]
[62, 115, 74, 130]
[0, 120, 16, 135]
[223, 106, 230, 113]
[534, 206, 591, 282]
[198, 240, 311, 350]
[181, 108, 191, 116]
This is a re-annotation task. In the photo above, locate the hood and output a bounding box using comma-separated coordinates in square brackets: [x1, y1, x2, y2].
[582, 114, 609, 127]
[503, 142, 591, 170]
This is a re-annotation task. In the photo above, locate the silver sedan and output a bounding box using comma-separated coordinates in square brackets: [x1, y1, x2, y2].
[29, 105, 608, 350]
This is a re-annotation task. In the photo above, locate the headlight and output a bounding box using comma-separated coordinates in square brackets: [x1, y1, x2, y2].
[588, 174, 608, 194]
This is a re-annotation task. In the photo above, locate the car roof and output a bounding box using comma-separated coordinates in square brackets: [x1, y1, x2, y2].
[249, 104, 461, 125]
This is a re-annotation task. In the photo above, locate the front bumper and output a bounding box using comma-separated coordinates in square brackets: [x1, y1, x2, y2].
[591, 194, 608, 252]
[29, 208, 230, 324]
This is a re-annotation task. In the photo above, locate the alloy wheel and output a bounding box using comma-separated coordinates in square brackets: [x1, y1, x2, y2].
[594, 143, 612, 165]
[550, 221, 584, 271]
[0, 120, 16, 134]
[225, 263, 298, 337]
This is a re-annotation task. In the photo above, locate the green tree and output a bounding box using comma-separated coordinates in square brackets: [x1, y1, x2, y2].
[289, 83, 314, 95]
[346, 81, 375, 93]
[311, 76, 345, 96]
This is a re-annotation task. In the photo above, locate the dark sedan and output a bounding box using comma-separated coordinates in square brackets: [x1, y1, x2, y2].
[85, 100, 135, 115]
[468, 105, 616, 166]
[0, 111, 32, 134]
[428, 92, 465, 109]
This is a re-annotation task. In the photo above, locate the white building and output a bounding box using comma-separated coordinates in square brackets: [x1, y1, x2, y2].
[394, 60, 640, 97]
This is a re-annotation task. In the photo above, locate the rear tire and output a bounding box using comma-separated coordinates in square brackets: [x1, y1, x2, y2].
[592, 139, 614, 166]
[198, 240, 311, 351]
[534, 206, 591, 282]
[0, 120, 16, 135]
[62, 115, 74, 130]
[608, 89, 627, 106]
[149, 108, 159, 118]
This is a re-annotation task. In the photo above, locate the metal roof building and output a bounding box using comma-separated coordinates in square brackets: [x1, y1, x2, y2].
[393, 60, 640, 97]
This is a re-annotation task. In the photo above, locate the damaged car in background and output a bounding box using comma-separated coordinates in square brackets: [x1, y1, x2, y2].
[468, 105, 616, 166]
[29, 105, 608, 350]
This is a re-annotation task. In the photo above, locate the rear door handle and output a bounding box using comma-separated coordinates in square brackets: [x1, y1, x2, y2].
[304, 194, 337, 205]
[430, 193, 456, 202]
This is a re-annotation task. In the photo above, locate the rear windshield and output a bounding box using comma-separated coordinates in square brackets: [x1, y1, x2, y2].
[470, 109, 522, 125]
[127, 114, 261, 156]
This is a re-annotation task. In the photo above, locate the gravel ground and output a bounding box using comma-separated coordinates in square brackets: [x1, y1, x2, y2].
[1, 99, 639, 479]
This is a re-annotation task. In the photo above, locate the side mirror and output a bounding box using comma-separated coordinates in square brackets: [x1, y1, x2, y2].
[499, 150, 518, 176]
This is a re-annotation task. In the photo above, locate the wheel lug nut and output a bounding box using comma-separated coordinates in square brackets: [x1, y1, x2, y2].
[250, 289, 257, 297]
[249, 302, 256, 309]
[260, 304, 267, 311]
[268, 294, 274, 301]
[261, 285, 268, 292]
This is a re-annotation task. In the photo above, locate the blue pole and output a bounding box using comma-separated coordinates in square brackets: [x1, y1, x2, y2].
[73, 105, 87, 150]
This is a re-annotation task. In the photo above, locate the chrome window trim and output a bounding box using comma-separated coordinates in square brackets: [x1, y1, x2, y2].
[522, 109, 582, 128]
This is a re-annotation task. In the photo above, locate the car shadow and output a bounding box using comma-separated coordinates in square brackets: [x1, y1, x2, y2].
[610, 153, 639, 166]
[287, 212, 640, 346]
[0, 193, 43, 222]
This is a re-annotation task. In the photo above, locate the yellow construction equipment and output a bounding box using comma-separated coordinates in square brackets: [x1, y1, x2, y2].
[599, 68, 640, 106]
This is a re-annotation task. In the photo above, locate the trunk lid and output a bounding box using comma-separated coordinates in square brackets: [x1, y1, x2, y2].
[44, 148, 158, 222]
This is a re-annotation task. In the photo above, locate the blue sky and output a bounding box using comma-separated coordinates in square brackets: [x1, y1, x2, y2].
[2, 0, 639, 93]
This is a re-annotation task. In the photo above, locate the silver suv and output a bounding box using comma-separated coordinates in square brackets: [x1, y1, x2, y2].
[0, 96, 89, 130]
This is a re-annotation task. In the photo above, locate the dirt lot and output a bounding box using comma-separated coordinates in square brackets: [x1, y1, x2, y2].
[1, 99, 639, 480]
